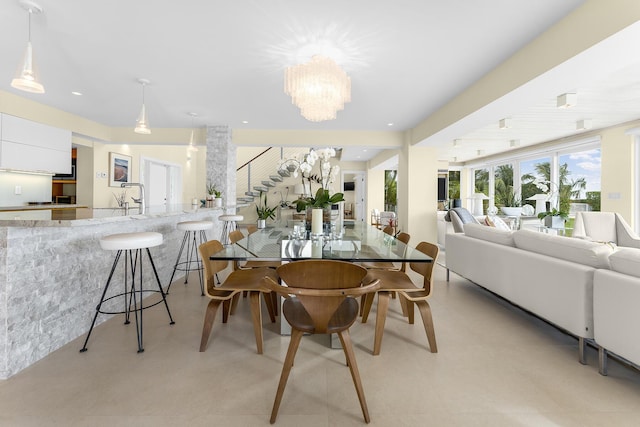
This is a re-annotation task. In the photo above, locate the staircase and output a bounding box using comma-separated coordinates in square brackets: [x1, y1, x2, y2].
[236, 147, 303, 213]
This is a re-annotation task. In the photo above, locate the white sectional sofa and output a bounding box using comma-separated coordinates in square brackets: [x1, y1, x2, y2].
[593, 248, 640, 374]
[446, 223, 617, 366]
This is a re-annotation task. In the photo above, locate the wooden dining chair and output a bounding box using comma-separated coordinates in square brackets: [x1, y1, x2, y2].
[229, 229, 281, 315]
[263, 260, 380, 424]
[360, 231, 410, 272]
[361, 241, 439, 356]
[197, 240, 277, 354]
[229, 229, 282, 270]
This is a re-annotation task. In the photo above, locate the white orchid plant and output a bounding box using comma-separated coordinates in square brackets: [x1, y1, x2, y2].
[278, 148, 344, 211]
[533, 179, 567, 219]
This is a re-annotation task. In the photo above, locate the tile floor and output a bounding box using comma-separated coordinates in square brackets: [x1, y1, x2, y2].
[1, 262, 640, 426]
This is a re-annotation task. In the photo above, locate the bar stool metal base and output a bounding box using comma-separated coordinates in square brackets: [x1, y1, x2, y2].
[167, 229, 207, 295]
[80, 247, 175, 353]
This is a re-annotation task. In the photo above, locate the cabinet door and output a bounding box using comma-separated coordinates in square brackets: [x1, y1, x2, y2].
[0, 140, 71, 174]
[0, 114, 72, 173]
[1, 114, 71, 151]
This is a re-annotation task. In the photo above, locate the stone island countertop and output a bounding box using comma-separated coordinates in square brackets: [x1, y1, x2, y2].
[0, 203, 252, 378]
[0, 204, 248, 227]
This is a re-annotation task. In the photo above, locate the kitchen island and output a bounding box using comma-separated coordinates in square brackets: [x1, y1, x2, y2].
[0, 204, 235, 378]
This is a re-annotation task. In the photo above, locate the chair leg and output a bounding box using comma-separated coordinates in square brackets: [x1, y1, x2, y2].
[263, 292, 276, 323]
[398, 293, 408, 318]
[271, 291, 279, 317]
[271, 329, 304, 424]
[373, 292, 391, 355]
[361, 292, 376, 324]
[249, 292, 264, 354]
[405, 298, 415, 324]
[229, 293, 241, 315]
[415, 300, 437, 353]
[338, 329, 370, 424]
[199, 299, 222, 352]
[222, 300, 230, 323]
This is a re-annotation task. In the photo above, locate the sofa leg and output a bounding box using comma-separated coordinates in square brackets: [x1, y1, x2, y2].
[578, 337, 587, 365]
[598, 347, 608, 376]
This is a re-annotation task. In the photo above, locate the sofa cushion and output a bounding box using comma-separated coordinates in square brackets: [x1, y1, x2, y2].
[608, 247, 640, 278]
[484, 215, 510, 231]
[463, 223, 515, 246]
[513, 229, 613, 269]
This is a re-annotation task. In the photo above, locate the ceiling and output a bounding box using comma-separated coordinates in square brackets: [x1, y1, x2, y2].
[6, 0, 637, 164]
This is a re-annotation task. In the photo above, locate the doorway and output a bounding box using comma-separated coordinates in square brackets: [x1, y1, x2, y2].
[140, 156, 182, 207]
[342, 171, 366, 224]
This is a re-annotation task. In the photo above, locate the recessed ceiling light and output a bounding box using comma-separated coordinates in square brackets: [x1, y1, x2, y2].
[71, 91, 82, 96]
[363, 149, 367, 152]
[557, 93, 577, 108]
[242, 120, 249, 124]
[387, 123, 394, 127]
[498, 118, 511, 129]
[576, 119, 592, 130]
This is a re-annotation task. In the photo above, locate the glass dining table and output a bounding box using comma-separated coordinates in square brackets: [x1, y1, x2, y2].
[209, 221, 433, 339]
[209, 221, 433, 264]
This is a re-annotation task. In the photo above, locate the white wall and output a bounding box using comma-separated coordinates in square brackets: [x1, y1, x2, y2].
[0, 172, 52, 206]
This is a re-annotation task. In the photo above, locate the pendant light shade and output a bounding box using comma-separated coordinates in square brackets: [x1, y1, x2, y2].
[11, 1, 44, 94]
[134, 78, 151, 134]
[187, 112, 199, 152]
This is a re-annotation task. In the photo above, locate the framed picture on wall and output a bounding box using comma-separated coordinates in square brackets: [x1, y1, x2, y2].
[109, 152, 132, 187]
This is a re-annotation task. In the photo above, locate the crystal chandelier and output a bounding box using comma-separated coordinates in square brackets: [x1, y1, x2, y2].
[284, 55, 351, 122]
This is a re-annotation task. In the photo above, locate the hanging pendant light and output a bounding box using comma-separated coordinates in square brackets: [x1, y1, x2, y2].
[11, 0, 45, 94]
[134, 78, 151, 134]
[187, 112, 199, 152]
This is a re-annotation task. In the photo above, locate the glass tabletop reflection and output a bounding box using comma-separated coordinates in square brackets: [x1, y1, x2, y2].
[209, 222, 432, 263]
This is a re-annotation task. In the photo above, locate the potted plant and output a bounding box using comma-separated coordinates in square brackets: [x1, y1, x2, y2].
[537, 208, 569, 229]
[206, 181, 216, 198]
[295, 188, 344, 235]
[256, 191, 277, 228]
[500, 188, 522, 216]
[213, 189, 222, 207]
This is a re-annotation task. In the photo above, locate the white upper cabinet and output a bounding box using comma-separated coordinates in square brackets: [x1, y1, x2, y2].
[0, 114, 72, 174]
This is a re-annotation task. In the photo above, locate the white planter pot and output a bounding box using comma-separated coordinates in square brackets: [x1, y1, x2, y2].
[257, 219, 266, 229]
[215, 198, 222, 208]
[544, 216, 565, 229]
[501, 207, 523, 217]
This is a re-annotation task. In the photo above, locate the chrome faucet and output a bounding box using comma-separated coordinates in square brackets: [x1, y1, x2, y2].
[121, 182, 145, 213]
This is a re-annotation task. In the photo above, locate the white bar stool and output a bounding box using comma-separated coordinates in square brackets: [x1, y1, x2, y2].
[218, 214, 244, 245]
[80, 231, 175, 353]
[167, 220, 213, 296]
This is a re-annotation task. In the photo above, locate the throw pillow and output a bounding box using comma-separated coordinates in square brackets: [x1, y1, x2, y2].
[491, 216, 511, 231]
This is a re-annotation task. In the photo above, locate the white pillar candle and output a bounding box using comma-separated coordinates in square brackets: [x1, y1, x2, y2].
[311, 208, 323, 235]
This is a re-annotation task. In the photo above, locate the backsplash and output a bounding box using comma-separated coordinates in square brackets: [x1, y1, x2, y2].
[0, 172, 52, 207]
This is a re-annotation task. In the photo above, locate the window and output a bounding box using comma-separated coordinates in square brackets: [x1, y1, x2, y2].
[448, 170, 460, 203]
[464, 139, 600, 219]
[558, 148, 601, 213]
[494, 163, 515, 208]
[473, 168, 489, 214]
[384, 170, 397, 212]
[520, 156, 552, 206]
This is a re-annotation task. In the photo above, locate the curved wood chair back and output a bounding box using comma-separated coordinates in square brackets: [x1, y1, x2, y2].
[229, 229, 244, 244]
[270, 260, 377, 334]
[198, 240, 229, 296]
[247, 224, 258, 234]
[410, 241, 439, 294]
[382, 225, 394, 236]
